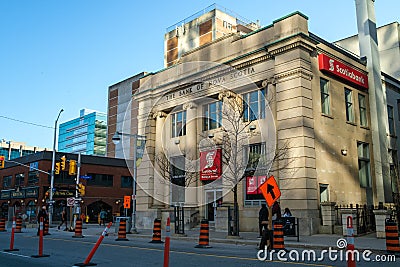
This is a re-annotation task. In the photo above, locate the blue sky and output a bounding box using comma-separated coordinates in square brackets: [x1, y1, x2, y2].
[1, 0, 399, 149]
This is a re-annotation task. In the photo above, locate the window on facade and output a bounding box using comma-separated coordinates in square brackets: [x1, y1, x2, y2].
[203, 101, 222, 131]
[389, 149, 398, 193]
[87, 174, 113, 187]
[320, 78, 330, 115]
[28, 171, 39, 186]
[358, 94, 368, 127]
[319, 184, 329, 203]
[171, 111, 186, 137]
[121, 176, 133, 188]
[243, 89, 266, 122]
[345, 88, 354, 122]
[15, 173, 24, 187]
[2, 175, 11, 188]
[357, 142, 371, 188]
[243, 143, 266, 170]
[388, 105, 395, 136]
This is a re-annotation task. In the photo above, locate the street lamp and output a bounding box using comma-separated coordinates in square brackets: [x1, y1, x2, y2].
[112, 131, 146, 234]
[49, 108, 64, 226]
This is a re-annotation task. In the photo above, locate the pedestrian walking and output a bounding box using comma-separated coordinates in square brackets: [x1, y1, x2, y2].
[272, 201, 282, 221]
[58, 209, 68, 231]
[258, 204, 269, 237]
[37, 205, 48, 236]
[99, 209, 107, 226]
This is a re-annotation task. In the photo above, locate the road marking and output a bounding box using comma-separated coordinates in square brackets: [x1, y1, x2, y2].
[41, 237, 331, 266]
[0, 251, 32, 258]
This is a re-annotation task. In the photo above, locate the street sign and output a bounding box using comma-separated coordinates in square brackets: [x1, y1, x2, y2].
[80, 175, 92, 179]
[67, 197, 75, 207]
[124, 195, 131, 209]
[259, 175, 281, 207]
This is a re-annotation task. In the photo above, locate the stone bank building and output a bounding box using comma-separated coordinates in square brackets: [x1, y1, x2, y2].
[107, 4, 400, 235]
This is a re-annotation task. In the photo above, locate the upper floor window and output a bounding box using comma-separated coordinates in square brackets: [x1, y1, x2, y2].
[320, 78, 330, 115]
[243, 89, 266, 122]
[358, 94, 368, 127]
[388, 105, 395, 136]
[2, 175, 11, 188]
[87, 173, 113, 187]
[15, 173, 24, 187]
[243, 143, 266, 170]
[345, 88, 354, 122]
[203, 101, 222, 131]
[28, 171, 39, 186]
[121, 176, 133, 188]
[357, 142, 371, 188]
[171, 111, 186, 137]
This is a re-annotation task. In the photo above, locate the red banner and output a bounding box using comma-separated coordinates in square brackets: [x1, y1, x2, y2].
[246, 177, 258, 194]
[200, 149, 222, 181]
[318, 54, 368, 89]
[257, 176, 267, 194]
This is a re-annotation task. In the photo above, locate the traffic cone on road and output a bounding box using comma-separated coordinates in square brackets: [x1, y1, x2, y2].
[195, 219, 211, 248]
[149, 218, 163, 243]
[0, 218, 6, 232]
[115, 219, 129, 241]
[73, 219, 84, 238]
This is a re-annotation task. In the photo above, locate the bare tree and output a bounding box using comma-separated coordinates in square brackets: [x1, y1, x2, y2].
[216, 89, 293, 236]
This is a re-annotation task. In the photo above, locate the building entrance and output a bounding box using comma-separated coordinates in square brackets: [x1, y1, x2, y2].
[205, 190, 222, 223]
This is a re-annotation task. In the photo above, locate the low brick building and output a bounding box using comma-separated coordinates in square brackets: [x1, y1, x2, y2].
[0, 151, 132, 224]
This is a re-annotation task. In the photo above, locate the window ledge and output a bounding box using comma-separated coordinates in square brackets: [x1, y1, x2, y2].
[360, 125, 370, 130]
[346, 121, 357, 126]
[321, 113, 333, 119]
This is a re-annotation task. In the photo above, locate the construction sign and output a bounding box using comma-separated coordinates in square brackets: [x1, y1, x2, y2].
[124, 195, 131, 209]
[259, 175, 281, 207]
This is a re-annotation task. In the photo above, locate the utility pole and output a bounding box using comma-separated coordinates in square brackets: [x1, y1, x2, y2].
[73, 153, 81, 229]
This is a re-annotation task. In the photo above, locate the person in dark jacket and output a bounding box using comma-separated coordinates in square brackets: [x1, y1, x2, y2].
[258, 204, 269, 237]
[37, 205, 48, 236]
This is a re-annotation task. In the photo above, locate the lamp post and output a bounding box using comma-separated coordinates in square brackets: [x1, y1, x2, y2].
[112, 131, 145, 234]
[49, 108, 64, 226]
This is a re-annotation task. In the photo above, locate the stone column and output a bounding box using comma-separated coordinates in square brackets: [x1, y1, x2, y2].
[320, 202, 336, 234]
[373, 209, 391, 238]
[183, 101, 198, 207]
[153, 111, 168, 207]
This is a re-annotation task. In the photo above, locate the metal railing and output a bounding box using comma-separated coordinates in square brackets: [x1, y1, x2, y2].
[335, 204, 376, 234]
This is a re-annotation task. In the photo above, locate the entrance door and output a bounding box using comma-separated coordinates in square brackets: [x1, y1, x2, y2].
[205, 190, 222, 222]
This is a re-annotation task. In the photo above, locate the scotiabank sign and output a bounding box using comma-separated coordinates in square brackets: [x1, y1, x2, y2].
[200, 149, 222, 181]
[318, 54, 368, 89]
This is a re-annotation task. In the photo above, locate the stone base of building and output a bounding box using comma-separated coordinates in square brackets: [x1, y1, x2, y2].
[136, 210, 162, 230]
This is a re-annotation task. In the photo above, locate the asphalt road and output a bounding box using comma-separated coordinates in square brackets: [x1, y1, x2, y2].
[0, 229, 398, 267]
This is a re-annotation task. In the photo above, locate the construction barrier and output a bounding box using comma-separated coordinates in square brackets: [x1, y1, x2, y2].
[385, 219, 400, 253]
[73, 219, 84, 238]
[149, 218, 163, 243]
[74, 222, 112, 267]
[31, 217, 49, 258]
[15, 217, 22, 233]
[273, 221, 285, 250]
[44, 220, 50, 235]
[3, 216, 18, 252]
[115, 219, 129, 241]
[195, 219, 211, 248]
[0, 218, 6, 232]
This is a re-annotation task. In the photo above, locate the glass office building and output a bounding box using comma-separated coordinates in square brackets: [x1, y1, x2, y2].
[0, 140, 47, 160]
[58, 109, 107, 156]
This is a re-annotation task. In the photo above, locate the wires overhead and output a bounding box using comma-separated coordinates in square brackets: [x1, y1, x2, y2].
[0, 114, 53, 129]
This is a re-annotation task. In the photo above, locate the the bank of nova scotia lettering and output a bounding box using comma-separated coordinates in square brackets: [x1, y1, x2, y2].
[164, 67, 256, 101]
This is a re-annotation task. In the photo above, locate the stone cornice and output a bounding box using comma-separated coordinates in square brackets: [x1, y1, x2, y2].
[183, 101, 198, 110]
[152, 111, 168, 120]
[274, 68, 313, 83]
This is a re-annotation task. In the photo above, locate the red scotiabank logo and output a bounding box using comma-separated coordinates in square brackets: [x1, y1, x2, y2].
[318, 54, 368, 89]
[200, 149, 222, 181]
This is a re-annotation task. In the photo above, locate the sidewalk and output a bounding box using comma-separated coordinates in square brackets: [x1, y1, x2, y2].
[79, 224, 389, 253]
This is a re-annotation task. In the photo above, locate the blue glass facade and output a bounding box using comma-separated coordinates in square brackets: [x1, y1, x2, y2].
[58, 109, 107, 156]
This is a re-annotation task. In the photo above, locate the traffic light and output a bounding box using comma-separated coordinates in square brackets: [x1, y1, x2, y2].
[60, 155, 66, 170]
[0, 156, 4, 169]
[55, 162, 60, 174]
[77, 183, 85, 196]
[69, 160, 77, 175]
